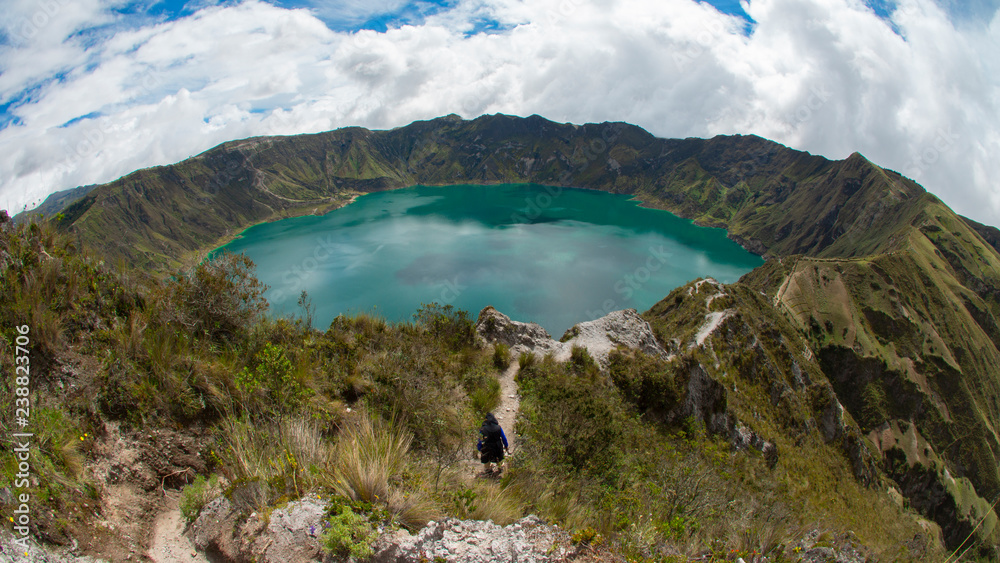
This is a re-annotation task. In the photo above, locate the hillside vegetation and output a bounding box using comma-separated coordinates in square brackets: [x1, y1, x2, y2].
[35, 114, 955, 270]
[0, 211, 961, 562]
[9, 113, 1000, 559]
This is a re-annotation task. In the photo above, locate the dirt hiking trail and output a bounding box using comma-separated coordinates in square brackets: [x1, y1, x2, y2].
[462, 359, 521, 478]
[148, 492, 209, 563]
[493, 360, 521, 452]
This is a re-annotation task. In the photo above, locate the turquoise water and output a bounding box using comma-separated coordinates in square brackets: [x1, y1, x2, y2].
[216, 184, 763, 336]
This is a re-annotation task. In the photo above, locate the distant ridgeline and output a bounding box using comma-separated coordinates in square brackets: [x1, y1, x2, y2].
[24, 113, 1000, 551]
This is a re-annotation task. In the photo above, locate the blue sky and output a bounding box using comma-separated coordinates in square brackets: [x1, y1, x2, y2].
[102, 0, 988, 32]
[1, 0, 999, 224]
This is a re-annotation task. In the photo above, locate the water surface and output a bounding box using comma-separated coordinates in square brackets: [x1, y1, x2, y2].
[216, 184, 762, 336]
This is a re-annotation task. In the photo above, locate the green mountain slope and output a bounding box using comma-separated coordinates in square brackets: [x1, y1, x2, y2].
[18, 113, 1000, 555]
[30, 114, 938, 269]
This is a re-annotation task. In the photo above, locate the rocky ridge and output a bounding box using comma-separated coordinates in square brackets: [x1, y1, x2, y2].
[474, 306, 670, 370]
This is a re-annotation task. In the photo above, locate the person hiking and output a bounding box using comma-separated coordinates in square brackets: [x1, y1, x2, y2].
[477, 412, 509, 473]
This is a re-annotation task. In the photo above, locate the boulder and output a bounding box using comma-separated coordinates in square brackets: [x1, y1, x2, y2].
[190, 495, 329, 563]
[372, 516, 573, 563]
[475, 306, 670, 370]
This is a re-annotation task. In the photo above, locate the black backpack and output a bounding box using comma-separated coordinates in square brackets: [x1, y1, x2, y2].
[481, 421, 503, 448]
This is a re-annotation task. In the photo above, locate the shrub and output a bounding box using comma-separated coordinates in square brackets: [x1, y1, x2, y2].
[179, 474, 219, 522]
[470, 376, 501, 416]
[165, 252, 267, 342]
[517, 357, 627, 476]
[571, 526, 604, 546]
[463, 361, 501, 416]
[320, 505, 378, 559]
[493, 342, 511, 369]
[569, 345, 596, 371]
[518, 351, 537, 370]
[413, 302, 475, 350]
[607, 347, 683, 414]
[236, 342, 309, 413]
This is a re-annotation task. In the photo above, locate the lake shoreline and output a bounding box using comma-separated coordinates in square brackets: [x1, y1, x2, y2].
[213, 184, 763, 335]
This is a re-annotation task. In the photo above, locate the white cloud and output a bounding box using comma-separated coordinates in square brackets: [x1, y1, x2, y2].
[0, 0, 998, 226]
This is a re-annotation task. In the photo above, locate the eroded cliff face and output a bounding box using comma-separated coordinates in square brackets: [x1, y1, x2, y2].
[742, 251, 1000, 554]
[635, 273, 998, 555]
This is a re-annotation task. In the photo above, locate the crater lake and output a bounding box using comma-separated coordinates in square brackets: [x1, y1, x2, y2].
[214, 184, 764, 336]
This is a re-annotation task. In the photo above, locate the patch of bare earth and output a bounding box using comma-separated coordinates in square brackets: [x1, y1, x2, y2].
[147, 493, 208, 563]
[79, 422, 210, 561]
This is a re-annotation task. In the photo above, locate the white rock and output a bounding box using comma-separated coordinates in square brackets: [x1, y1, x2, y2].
[475, 306, 670, 371]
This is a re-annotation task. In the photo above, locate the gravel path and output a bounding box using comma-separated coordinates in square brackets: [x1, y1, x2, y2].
[462, 359, 521, 477]
[493, 360, 521, 453]
[148, 493, 209, 563]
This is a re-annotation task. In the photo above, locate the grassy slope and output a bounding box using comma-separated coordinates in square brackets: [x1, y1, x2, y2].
[18, 113, 1000, 555]
[635, 279, 936, 556]
[42, 114, 927, 270]
[2, 217, 953, 561]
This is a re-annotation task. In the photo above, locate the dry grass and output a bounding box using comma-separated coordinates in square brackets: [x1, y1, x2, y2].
[388, 488, 443, 530]
[332, 412, 412, 504]
[469, 481, 521, 525]
[215, 415, 333, 506]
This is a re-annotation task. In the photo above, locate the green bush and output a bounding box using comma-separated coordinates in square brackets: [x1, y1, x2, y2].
[320, 505, 378, 559]
[493, 343, 511, 369]
[518, 351, 537, 370]
[179, 474, 219, 522]
[165, 252, 268, 342]
[236, 342, 309, 413]
[413, 302, 475, 350]
[470, 376, 501, 416]
[463, 361, 501, 416]
[517, 355, 627, 476]
[571, 526, 604, 546]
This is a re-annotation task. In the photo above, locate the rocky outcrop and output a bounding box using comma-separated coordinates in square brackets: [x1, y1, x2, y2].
[190, 495, 329, 563]
[475, 306, 564, 358]
[190, 496, 576, 563]
[475, 306, 669, 370]
[561, 309, 672, 368]
[372, 516, 574, 563]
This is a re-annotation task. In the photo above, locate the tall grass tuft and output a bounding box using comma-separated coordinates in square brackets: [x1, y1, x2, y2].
[518, 351, 537, 370]
[493, 343, 511, 369]
[332, 412, 412, 504]
[214, 415, 333, 508]
[387, 488, 442, 530]
[469, 482, 521, 525]
[469, 375, 501, 416]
